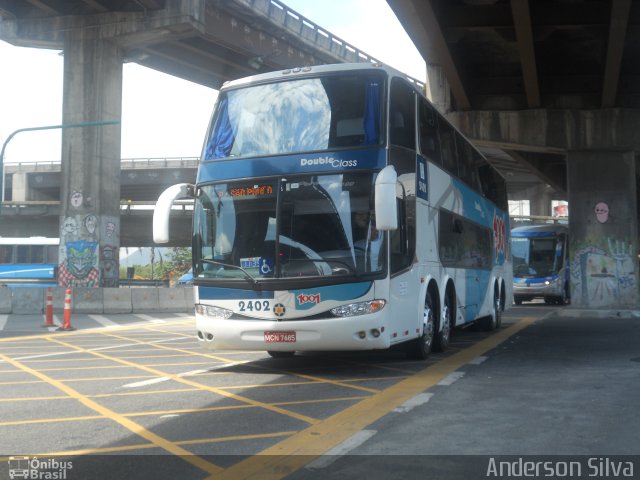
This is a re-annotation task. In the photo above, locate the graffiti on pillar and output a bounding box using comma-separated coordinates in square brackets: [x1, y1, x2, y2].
[571, 237, 636, 307]
[58, 240, 100, 287]
[83, 214, 98, 236]
[61, 217, 79, 236]
[70, 190, 83, 208]
[594, 202, 610, 223]
[105, 221, 116, 239]
[100, 244, 119, 287]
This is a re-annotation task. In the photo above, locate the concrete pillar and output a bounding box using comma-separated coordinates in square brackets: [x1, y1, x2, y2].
[11, 172, 28, 202]
[568, 150, 638, 308]
[529, 184, 553, 217]
[58, 31, 122, 288]
[426, 63, 451, 114]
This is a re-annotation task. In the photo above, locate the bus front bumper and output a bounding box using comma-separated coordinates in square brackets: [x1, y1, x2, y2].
[195, 313, 390, 352]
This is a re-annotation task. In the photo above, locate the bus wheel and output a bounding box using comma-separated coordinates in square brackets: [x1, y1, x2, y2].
[267, 351, 295, 358]
[434, 293, 453, 352]
[482, 288, 501, 331]
[406, 292, 435, 360]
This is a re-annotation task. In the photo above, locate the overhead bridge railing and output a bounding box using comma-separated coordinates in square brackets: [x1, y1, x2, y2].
[244, 0, 379, 64]
[239, 0, 426, 90]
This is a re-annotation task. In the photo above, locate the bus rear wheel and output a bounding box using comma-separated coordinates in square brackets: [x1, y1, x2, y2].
[434, 292, 453, 352]
[405, 291, 435, 360]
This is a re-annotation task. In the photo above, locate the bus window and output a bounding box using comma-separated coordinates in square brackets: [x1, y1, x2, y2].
[0, 246, 12, 264]
[419, 99, 440, 164]
[456, 133, 480, 191]
[438, 119, 458, 176]
[17, 245, 29, 263]
[389, 78, 416, 149]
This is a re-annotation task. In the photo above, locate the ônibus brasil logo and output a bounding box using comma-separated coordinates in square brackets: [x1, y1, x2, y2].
[300, 157, 357, 168]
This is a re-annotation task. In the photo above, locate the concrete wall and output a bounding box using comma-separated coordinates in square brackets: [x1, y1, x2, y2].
[0, 287, 195, 314]
[568, 151, 639, 308]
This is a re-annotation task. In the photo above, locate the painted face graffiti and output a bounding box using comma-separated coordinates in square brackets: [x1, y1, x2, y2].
[595, 202, 609, 223]
[65, 241, 98, 278]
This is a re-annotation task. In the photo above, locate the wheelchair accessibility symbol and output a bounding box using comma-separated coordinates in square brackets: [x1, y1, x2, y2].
[259, 257, 274, 276]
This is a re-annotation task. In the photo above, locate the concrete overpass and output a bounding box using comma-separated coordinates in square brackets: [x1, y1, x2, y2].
[0, 0, 383, 287]
[388, 0, 640, 308]
[1, 157, 197, 246]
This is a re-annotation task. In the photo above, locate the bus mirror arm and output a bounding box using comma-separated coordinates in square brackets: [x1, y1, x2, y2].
[153, 183, 195, 244]
[374, 165, 398, 231]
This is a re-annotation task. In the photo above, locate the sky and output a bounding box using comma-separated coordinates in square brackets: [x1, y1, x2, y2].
[0, 0, 425, 164]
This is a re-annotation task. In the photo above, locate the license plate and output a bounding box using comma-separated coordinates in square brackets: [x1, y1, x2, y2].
[264, 331, 296, 343]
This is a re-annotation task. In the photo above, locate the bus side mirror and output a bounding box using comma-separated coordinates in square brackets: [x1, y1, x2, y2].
[153, 183, 194, 244]
[374, 165, 398, 231]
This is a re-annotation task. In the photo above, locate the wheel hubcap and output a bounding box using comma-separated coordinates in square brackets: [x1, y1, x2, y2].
[441, 306, 451, 341]
[423, 308, 434, 349]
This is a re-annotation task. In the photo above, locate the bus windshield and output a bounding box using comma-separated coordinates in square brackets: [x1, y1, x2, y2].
[203, 72, 384, 159]
[512, 236, 561, 278]
[193, 172, 385, 283]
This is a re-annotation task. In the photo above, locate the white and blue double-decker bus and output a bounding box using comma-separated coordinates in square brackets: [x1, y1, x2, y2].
[512, 223, 569, 305]
[154, 63, 511, 359]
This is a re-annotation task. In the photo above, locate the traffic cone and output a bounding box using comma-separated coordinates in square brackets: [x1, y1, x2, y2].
[42, 287, 54, 327]
[57, 288, 75, 331]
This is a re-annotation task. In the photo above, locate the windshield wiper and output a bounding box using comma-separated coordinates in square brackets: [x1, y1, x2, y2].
[201, 259, 259, 287]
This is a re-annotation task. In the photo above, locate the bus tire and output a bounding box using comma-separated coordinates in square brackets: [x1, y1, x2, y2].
[481, 286, 501, 331]
[434, 290, 453, 352]
[267, 351, 295, 358]
[405, 290, 435, 360]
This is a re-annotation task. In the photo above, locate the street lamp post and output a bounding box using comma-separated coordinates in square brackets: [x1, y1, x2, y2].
[0, 120, 120, 208]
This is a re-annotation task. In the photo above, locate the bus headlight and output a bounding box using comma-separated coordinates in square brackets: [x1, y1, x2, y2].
[331, 300, 385, 317]
[196, 304, 233, 319]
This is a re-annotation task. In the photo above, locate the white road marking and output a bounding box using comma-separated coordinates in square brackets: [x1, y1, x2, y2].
[393, 392, 433, 413]
[123, 376, 170, 388]
[437, 371, 465, 386]
[306, 430, 377, 469]
[88, 314, 118, 327]
[134, 314, 165, 323]
[0, 315, 8, 331]
[468, 355, 488, 365]
[122, 368, 209, 388]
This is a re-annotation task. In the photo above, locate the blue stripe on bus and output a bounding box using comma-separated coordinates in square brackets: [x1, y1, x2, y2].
[198, 287, 275, 300]
[196, 149, 386, 183]
[0, 265, 56, 278]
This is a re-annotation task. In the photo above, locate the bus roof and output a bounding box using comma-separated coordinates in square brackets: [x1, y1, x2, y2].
[511, 224, 568, 237]
[0, 237, 59, 245]
[220, 62, 424, 92]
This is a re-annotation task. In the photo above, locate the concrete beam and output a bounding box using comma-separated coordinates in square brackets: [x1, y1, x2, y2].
[448, 108, 640, 151]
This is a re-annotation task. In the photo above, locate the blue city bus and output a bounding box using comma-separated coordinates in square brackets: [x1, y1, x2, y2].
[512, 223, 570, 305]
[0, 237, 58, 287]
[154, 63, 511, 359]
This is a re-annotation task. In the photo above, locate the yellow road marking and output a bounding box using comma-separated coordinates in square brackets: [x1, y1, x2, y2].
[0, 318, 193, 343]
[99, 330, 381, 394]
[0, 352, 223, 475]
[45, 336, 320, 425]
[0, 431, 295, 461]
[211, 317, 537, 480]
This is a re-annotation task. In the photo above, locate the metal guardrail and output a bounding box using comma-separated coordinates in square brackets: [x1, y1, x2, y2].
[4, 157, 200, 171]
[240, 0, 426, 90]
[0, 278, 57, 286]
[119, 278, 170, 287]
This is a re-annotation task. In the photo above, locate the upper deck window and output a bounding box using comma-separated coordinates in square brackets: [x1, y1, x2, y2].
[204, 72, 384, 160]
